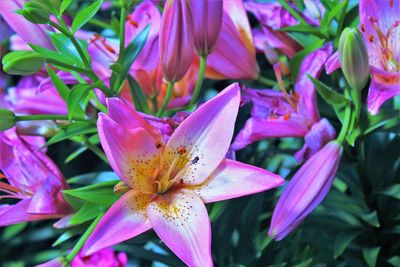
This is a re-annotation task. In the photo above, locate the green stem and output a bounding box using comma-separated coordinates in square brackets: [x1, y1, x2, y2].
[70, 37, 92, 71]
[189, 55, 207, 106]
[119, 7, 127, 63]
[157, 81, 174, 117]
[89, 91, 108, 113]
[257, 75, 277, 87]
[16, 114, 91, 122]
[46, 59, 92, 77]
[337, 88, 353, 144]
[151, 96, 159, 115]
[349, 88, 361, 132]
[65, 212, 105, 262]
[88, 18, 113, 30]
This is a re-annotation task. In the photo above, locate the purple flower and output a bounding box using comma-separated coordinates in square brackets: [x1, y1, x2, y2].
[269, 141, 343, 240]
[81, 84, 283, 266]
[0, 128, 72, 226]
[232, 44, 336, 162]
[72, 248, 127, 267]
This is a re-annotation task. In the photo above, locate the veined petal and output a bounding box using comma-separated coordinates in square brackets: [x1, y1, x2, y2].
[367, 78, 400, 115]
[163, 83, 240, 185]
[82, 190, 151, 256]
[97, 115, 161, 192]
[325, 51, 340, 74]
[192, 159, 284, 203]
[147, 190, 213, 267]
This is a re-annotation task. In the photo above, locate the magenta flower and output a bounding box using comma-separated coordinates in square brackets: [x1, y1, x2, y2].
[72, 248, 127, 267]
[82, 84, 284, 266]
[269, 141, 343, 240]
[205, 0, 259, 80]
[232, 44, 336, 162]
[159, 0, 194, 82]
[0, 0, 53, 49]
[0, 128, 71, 226]
[191, 0, 223, 56]
[359, 0, 400, 114]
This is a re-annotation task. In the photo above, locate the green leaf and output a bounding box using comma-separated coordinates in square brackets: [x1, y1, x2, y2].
[60, 0, 72, 14]
[30, 44, 76, 66]
[321, 0, 348, 34]
[308, 75, 349, 122]
[46, 65, 69, 101]
[333, 231, 360, 259]
[67, 84, 91, 120]
[69, 202, 104, 225]
[65, 146, 88, 163]
[111, 24, 151, 92]
[362, 247, 380, 267]
[45, 122, 97, 147]
[361, 211, 380, 227]
[67, 171, 120, 185]
[2, 223, 28, 240]
[380, 184, 400, 200]
[387, 256, 400, 267]
[279, 24, 327, 39]
[127, 75, 150, 113]
[52, 224, 86, 247]
[48, 32, 83, 67]
[71, 0, 103, 33]
[62, 180, 120, 206]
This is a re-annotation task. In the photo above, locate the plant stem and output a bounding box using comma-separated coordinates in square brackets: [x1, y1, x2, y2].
[16, 114, 91, 122]
[257, 75, 276, 87]
[88, 18, 113, 30]
[337, 88, 353, 144]
[46, 59, 92, 77]
[157, 81, 174, 117]
[189, 55, 207, 106]
[65, 212, 105, 262]
[119, 6, 127, 64]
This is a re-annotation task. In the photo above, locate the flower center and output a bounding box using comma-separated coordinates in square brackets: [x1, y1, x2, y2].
[273, 64, 298, 112]
[0, 173, 33, 200]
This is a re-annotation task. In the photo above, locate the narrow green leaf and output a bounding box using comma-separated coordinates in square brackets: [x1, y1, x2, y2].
[60, 0, 73, 14]
[62, 180, 119, 206]
[361, 211, 380, 227]
[45, 123, 97, 147]
[279, 24, 327, 39]
[67, 84, 91, 120]
[127, 75, 150, 113]
[71, 0, 103, 33]
[49, 32, 83, 66]
[67, 171, 120, 185]
[46, 65, 69, 101]
[52, 224, 86, 247]
[30, 44, 76, 66]
[69, 202, 104, 225]
[380, 184, 400, 200]
[333, 231, 360, 259]
[362, 247, 380, 267]
[387, 256, 400, 267]
[65, 146, 88, 163]
[2, 223, 28, 240]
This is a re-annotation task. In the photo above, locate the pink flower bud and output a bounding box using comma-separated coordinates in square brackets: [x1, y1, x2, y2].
[191, 0, 223, 56]
[159, 0, 194, 82]
[269, 141, 343, 240]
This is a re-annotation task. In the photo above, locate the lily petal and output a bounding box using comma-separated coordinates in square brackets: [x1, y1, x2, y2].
[82, 190, 151, 256]
[163, 83, 240, 185]
[97, 115, 161, 192]
[367, 77, 400, 115]
[147, 190, 213, 267]
[193, 159, 284, 203]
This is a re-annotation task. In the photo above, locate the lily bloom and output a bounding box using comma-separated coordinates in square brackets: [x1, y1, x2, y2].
[82, 84, 284, 266]
[269, 141, 343, 240]
[360, 0, 400, 114]
[0, 0, 53, 49]
[72, 248, 127, 267]
[232, 44, 336, 162]
[0, 128, 71, 226]
[205, 0, 259, 80]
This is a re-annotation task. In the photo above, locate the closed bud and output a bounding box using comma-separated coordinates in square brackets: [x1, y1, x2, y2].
[339, 28, 370, 91]
[2, 51, 45, 75]
[0, 109, 16, 131]
[159, 0, 194, 82]
[191, 0, 223, 56]
[17, 1, 51, 24]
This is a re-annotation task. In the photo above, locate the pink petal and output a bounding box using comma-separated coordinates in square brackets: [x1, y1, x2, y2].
[163, 83, 240, 185]
[367, 78, 400, 115]
[325, 51, 340, 74]
[193, 159, 284, 203]
[97, 114, 161, 192]
[147, 190, 213, 267]
[82, 190, 151, 256]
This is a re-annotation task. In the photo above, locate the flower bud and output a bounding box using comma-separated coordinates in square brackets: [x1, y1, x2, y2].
[339, 27, 370, 91]
[2, 50, 45, 75]
[0, 109, 16, 131]
[159, 0, 194, 82]
[269, 141, 343, 240]
[191, 0, 223, 56]
[17, 1, 52, 24]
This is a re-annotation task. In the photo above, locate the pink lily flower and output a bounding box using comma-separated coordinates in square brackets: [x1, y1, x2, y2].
[82, 83, 284, 266]
[0, 128, 71, 226]
[232, 44, 336, 162]
[0, 0, 53, 49]
[360, 0, 400, 114]
[72, 248, 127, 267]
[269, 140, 343, 240]
[205, 0, 259, 80]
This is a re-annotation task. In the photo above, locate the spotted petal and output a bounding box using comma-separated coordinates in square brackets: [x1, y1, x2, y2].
[193, 159, 284, 203]
[163, 83, 240, 185]
[82, 190, 151, 256]
[147, 190, 213, 267]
